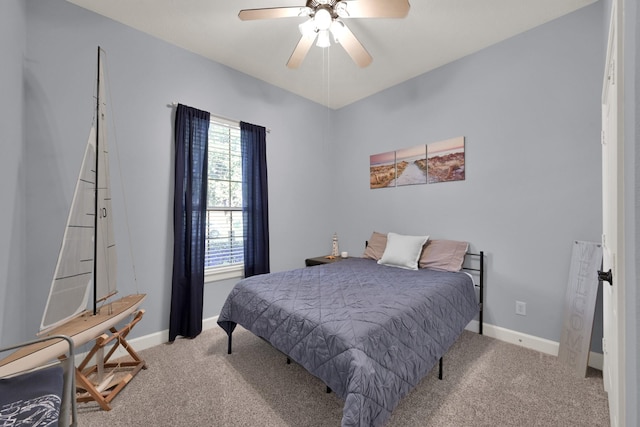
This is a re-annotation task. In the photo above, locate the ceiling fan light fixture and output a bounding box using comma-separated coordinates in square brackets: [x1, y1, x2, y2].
[298, 6, 312, 17]
[329, 19, 346, 43]
[238, 0, 410, 68]
[334, 2, 349, 18]
[314, 8, 332, 31]
[316, 29, 331, 48]
[299, 18, 316, 37]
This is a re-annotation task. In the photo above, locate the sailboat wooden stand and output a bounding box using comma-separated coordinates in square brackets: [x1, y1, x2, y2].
[75, 308, 146, 411]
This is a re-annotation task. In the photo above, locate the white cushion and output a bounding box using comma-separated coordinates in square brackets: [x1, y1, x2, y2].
[378, 232, 429, 270]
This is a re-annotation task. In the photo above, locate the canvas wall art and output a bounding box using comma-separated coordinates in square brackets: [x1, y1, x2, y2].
[370, 136, 465, 189]
[369, 151, 396, 189]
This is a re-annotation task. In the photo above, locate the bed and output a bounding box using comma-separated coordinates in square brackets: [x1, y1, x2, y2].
[218, 234, 484, 427]
[0, 335, 77, 426]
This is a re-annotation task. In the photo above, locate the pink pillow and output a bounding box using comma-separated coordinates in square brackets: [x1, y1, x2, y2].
[363, 232, 387, 260]
[419, 240, 469, 271]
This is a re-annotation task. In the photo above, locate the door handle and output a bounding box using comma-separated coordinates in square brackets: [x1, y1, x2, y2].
[598, 269, 613, 285]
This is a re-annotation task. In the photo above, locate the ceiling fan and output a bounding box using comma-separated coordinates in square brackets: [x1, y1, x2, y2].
[238, 0, 410, 69]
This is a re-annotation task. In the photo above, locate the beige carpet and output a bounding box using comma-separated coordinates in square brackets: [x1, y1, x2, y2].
[76, 325, 609, 426]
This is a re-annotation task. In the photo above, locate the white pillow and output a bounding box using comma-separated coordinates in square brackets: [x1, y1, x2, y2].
[378, 232, 429, 270]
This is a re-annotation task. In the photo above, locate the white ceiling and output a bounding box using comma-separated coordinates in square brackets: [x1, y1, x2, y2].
[66, 0, 597, 109]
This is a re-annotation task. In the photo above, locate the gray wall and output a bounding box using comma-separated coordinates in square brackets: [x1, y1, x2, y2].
[329, 3, 604, 348]
[627, 0, 639, 423]
[626, 0, 639, 425]
[12, 0, 336, 341]
[0, 0, 27, 347]
[635, 0, 639, 419]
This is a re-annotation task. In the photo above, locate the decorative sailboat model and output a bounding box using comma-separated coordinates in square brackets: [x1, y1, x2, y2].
[0, 47, 146, 410]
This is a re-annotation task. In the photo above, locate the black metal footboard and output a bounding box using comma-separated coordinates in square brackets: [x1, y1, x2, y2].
[462, 250, 485, 335]
[440, 250, 484, 380]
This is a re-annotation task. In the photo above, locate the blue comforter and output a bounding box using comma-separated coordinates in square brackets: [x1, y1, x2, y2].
[218, 257, 478, 426]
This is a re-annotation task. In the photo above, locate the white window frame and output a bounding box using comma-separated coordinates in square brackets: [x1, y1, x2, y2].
[205, 116, 244, 283]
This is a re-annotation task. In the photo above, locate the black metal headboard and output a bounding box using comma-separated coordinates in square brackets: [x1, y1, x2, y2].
[462, 251, 485, 335]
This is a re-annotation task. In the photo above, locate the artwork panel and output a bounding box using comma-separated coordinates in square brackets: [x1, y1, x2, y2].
[427, 136, 465, 184]
[370, 151, 396, 189]
[395, 145, 427, 187]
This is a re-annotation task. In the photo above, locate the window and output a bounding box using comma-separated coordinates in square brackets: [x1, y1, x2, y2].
[205, 117, 244, 280]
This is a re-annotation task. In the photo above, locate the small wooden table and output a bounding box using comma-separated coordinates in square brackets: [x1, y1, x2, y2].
[305, 255, 347, 267]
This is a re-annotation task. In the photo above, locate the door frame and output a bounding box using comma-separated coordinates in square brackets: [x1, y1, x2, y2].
[601, 1, 626, 426]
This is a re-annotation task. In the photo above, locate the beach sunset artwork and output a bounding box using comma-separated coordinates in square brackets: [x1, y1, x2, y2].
[427, 136, 465, 184]
[395, 145, 427, 186]
[370, 151, 396, 189]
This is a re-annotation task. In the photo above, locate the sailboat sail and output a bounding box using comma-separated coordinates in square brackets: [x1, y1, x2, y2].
[94, 51, 117, 307]
[40, 48, 117, 332]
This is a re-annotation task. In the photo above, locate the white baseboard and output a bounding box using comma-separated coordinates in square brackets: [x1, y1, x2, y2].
[81, 316, 602, 371]
[465, 320, 603, 370]
[75, 318, 218, 365]
[202, 316, 220, 331]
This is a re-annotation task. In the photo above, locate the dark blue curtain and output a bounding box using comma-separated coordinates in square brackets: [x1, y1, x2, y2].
[241, 122, 270, 277]
[169, 104, 210, 342]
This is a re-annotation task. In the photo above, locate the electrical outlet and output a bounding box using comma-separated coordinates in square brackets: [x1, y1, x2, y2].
[515, 301, 526, 316]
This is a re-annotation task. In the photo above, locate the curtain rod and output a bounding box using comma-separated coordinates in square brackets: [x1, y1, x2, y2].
[169, 102, 270, 133]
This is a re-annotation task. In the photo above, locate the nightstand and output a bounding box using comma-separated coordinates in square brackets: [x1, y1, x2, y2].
[305, 256, 346, 267]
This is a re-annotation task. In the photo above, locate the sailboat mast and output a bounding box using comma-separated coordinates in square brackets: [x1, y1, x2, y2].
[93, 46, 101, 316]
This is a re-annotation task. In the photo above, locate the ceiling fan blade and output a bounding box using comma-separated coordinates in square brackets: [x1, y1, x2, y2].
[339, 0, 410, 18]
[338, 25, 372, 67]
[287, 34, 317, 69]
[239, 7, 307, 21]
